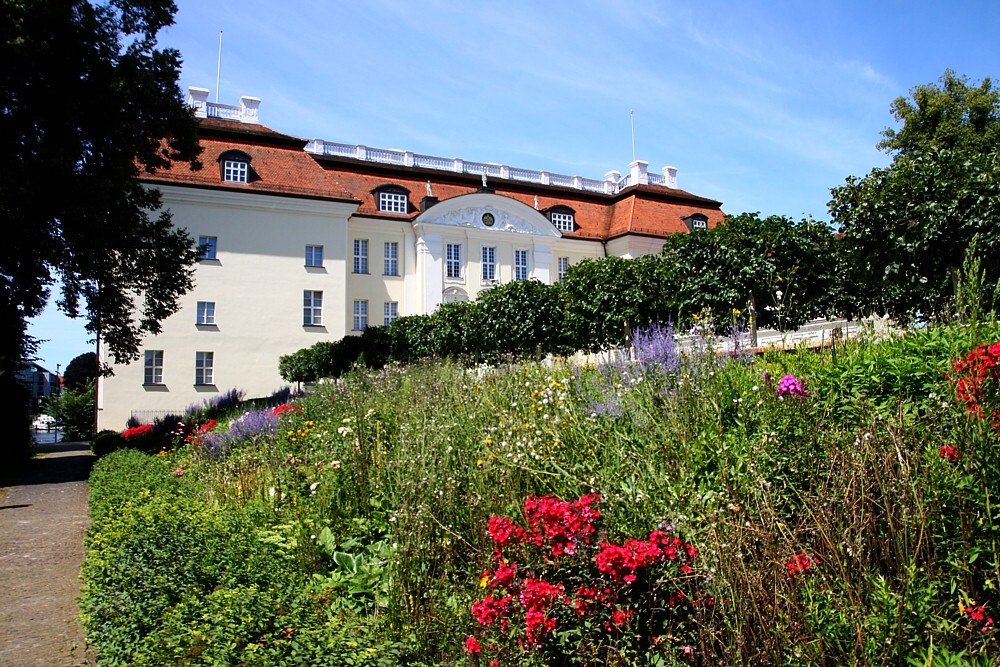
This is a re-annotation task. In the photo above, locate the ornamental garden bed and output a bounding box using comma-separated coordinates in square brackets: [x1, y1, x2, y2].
[82, 322, 1000, 666]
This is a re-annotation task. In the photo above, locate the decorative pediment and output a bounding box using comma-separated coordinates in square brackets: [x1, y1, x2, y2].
[414, 192, 560, 237]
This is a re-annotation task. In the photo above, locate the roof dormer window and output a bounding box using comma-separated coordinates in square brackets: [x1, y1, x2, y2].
[682, 213, 709, 231]
[374, 184, 410, 213]
[548, 206, 576, 232]
[218, 150, 253, 183]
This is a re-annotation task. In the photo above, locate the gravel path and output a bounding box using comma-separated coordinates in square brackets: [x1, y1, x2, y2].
[0, 440, 96, 667]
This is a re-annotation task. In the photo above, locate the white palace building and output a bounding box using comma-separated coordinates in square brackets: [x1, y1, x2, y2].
[97, 89, 725, 429]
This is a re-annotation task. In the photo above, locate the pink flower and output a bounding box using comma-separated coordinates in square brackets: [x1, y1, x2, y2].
[464, 636, 482, 654]
[776, 374, 810, 398]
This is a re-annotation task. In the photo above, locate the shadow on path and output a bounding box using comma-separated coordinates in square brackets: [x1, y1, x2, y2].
[0, 440, 96, 666]
[0, 441, 93, 489]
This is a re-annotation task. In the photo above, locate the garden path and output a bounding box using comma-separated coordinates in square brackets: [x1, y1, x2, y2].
[0, 440, 96, 666]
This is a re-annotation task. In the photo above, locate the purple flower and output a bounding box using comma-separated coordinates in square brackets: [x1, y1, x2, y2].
[632, 322, 680, 374]
[776, 374, 810, 398]
[200, 408, 278, 457]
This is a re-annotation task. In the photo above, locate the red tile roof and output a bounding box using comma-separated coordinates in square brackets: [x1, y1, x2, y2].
[142, 117, 725, 238]
[143, 119, 356, 202]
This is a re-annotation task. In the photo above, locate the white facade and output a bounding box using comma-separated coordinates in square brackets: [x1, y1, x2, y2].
[99, 186, 356, 427]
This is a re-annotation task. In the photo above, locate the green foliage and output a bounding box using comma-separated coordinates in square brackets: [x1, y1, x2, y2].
[660, 212, 839, 331]
[477, 279, 570, 359]
[46, 379, 95, 440]
[809, 323, 1000, 422]
[879, 70, 1000, 158]
[560, 255, 668, 349]
[1, 0, 202, 371]
[90, 429, 125, 458]
[831, 71, 1000, 324]
[831, 149, 1000, 323]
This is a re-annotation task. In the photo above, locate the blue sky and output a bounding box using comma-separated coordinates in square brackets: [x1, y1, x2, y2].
[27, 0, 1000, 373]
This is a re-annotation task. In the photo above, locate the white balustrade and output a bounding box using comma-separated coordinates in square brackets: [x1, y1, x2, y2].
[299, 138, 682, 195]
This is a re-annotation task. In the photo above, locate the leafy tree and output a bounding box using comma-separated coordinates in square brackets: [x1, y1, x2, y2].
[659, 213, 839, 334]
[47, 379, 96, 441]
[560, 256, 670, 350]
[477, 280, 570, 360]
[1, 0, 202, 376]
[830, 149, 1000, 322]
[64, 352, 100, 391]
[830, 71, 1000, 323]
[878, 70, 1000, 158]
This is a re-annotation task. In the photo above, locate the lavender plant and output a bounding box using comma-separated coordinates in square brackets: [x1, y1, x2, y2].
[200, 408, 278, 457]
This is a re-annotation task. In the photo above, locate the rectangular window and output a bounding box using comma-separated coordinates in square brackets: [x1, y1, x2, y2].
[481, 246, 497, 282]
[353, 300, 368, 330]
[558, 257, 570, 281]
[383, 241, 399, 276]
[378, 191, 408, 213]
[353, 239, 369, 274]
[303, 290, 323, 326]
[446, 243, 462, 279]
[198, 235, 218, 260]
[384, 301, 398, 326]
[195, 351, 214, 385]
[223, 160, 248, 183]
[305, 244, 324, 267]
[514, 249, 529, 281]
[196, 301, 216, 325]
[551, 211, 574, 232]
[143, 350, 163, 385]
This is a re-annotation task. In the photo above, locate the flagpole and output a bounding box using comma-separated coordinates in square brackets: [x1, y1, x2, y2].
[630, 109, 636, 162]
[215, 31, 223, 103]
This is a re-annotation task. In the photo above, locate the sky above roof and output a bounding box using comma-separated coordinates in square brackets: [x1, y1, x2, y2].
[28, 0, 1000, 373]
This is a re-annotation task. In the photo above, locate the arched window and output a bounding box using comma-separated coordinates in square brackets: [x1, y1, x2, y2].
[218, 150, 253, 183]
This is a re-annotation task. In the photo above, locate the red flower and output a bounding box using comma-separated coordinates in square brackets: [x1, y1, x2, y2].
[487, 516, 524, 546]
[471, 595, 511, 626]
[785, 553, 818, 576]
[121, 423, 153, 440]
[464, 636, 482, 654]
[939, 444, 960, 462]
[272, 403, 301, 416]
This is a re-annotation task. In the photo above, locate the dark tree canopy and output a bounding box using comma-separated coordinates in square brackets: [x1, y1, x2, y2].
[63, 351, 100, 391]
[831, 71, 1000, 323]
[0, 0, 202, 373]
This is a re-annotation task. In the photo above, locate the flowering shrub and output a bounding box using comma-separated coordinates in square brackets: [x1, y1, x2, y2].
[776, 374, 810, 398]
[272, 402, 301, 417]
[949, 342, 1000, 434]
[467, 494, 711, 665]
[200, 409, 279, 457]
[121, 424, 154, 440]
